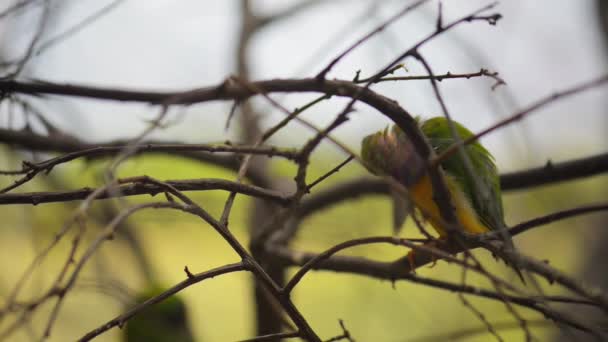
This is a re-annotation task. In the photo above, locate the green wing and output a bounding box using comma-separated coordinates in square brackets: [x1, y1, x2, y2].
[420, 117, 505, 230]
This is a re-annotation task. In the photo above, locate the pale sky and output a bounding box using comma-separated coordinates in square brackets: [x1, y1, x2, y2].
[1, 0, 606, 172]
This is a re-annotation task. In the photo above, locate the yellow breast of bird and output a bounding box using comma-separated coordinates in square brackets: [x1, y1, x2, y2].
[409, 174, 490, 236]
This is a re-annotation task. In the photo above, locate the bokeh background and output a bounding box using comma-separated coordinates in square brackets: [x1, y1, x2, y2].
[0, 0, 607, 341]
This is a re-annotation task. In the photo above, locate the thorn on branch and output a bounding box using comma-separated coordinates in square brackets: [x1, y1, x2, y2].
[467, 13, 502, 25]
[184, 266, 194, 279]
[436, 0, 443, 30]
[29, 195, 42, 205]
[214, 77, 234, 97]
[325, 319, 355, 342]
[164, 192, 175, 203]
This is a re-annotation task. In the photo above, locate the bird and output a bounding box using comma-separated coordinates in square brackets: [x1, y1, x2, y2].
[361, 116, 521, 278]
[124, 286, 195, 342]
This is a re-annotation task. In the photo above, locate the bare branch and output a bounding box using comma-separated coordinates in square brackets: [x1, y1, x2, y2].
[306, 156, 354, 191]
[0, 177, 291, 206]
[509, 203, 608, 236]
[500, 152, 608, 190]
[357, 68, 505, 89]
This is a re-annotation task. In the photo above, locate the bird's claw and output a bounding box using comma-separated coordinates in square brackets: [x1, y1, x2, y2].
[407, 251, 417, 274]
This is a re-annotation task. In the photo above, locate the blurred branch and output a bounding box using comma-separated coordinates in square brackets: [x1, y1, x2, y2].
[0, 200, 180, 340]
[35, 0, 126, 56]
[0, 137, 297, 177]
[3, 175, 322, 341]
[1, 0, 50, 78]
[291, 150, 608, 222]
[500, 152, 608, 190]
[508, 203, 608, 236]
[0, 177, 291, 205]
[433, 75, 608, 165]
[409, 319, 551, 342]
[315, 0, 430, 80]
[257, 0, 326, 29]
[236, 1, 303, 332]
[3, 73, 606, 192]
[0, 127, 272, 185]
[79, 262, 248, 342]
[295, 177, 388, 217]
[0, 132, 297, 193]
[237, 331, 300, 342]
[0, 0, 41, 20]
[267, 239, 598, 336]
[2, 1, 607, 340]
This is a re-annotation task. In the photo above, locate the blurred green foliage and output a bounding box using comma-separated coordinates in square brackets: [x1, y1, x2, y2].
[0, 153, 605, 341]
[124, 286, 194, 342]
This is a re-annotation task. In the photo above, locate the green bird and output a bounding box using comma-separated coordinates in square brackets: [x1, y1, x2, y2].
[361, 117, 520, 274]
[124, 286, 195, 342]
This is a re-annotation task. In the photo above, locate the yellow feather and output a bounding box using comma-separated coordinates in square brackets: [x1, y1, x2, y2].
[409, 174, 490, 236]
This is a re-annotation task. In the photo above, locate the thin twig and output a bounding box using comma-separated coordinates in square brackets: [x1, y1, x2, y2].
[237, 331, 301, 342]
[509, 203, 608, 236]
[35, 0, 127, 56]
[306, 156, 354, 192]
[408, 319, 550, 342]
[316, 0, 431, 80]
[433, 74, 608, 166]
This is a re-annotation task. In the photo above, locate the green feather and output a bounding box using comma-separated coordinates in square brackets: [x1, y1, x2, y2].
[419, 117, 505, 231]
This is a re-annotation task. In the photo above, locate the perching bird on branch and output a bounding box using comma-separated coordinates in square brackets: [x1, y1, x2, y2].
[361, 117, 522, 279]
